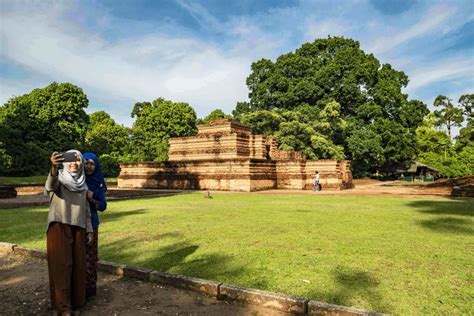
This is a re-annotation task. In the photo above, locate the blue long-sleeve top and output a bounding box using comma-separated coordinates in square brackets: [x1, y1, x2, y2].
[83, 152, 108, 231]
[89, 184, 106, 230]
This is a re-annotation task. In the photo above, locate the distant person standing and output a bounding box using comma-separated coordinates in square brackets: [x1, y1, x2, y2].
[83, 153, 107, 300]
[314, 171, 321, 191]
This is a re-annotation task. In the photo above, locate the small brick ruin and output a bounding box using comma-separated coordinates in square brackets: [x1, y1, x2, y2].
[118, 119, 353, 191]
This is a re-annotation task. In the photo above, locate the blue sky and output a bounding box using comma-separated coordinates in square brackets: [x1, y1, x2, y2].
[1, 0, 473, 133]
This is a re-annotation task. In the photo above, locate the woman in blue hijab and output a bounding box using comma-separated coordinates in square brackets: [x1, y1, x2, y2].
[83, 152, 107, 299]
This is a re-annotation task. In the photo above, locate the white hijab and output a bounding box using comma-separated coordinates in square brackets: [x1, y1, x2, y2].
[58, 150, 88, 192]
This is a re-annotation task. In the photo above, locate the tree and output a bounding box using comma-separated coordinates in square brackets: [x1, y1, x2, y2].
[415, 112, 473, 177]
[236, 37, 428, 175]
[276, 121, 317, 158]
[313, 100, 346, 143]
[240, 110, 284, 135]
[85, 111, 130, 157]
[454, 125, 473, 152]
[372, 118, 417, 170]
[458, 94, 473, 126]
[416, 119, 451, 155]
[433, 95, 464, 138]
[232, 101, 252, 120]
[347, 128, 385, 177]
[129, 98, 197, 162]
[202, 109, 232, 123]
[310, 134, 345, 160]
[399, 100, 430, 130]
[0, 82, 89, 175]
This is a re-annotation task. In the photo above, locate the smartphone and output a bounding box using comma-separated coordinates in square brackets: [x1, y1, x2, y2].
[57, 152, 78, 162]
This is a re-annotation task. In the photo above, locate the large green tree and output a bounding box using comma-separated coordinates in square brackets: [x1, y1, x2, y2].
[129, 98, 197, 162]
[458, 94, 473, 126]
[84, 111, 131, 176]
[201, 109, 232, 124]
[84, 111, 129, 156]
[415, 112, 474, 177]
[0, 82, 89, 175]
[235, 37, 428, 176]
[433, 95, 464, 138]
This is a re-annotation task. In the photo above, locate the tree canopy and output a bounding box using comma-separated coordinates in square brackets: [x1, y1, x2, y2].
[129, 98, 197, 162]
[200, 109, 232, 124]
[234, 36, 429, 176]
[84, 111, 130, 157]
[415, 97, 474, 177]
[0, 82, 89, 175]
[433, 95, 464, 138]
[1, 39, 471, 179]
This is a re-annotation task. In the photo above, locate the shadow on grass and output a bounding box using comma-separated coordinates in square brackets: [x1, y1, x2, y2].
[417, 217, 473, 235]
[303, 266, 392, 314]
[101, 208, 148, 223]
[407, 198, 474, 235]
[99, 237, 258, 287]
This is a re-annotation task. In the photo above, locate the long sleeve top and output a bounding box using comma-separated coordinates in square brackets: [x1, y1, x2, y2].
[88, 185, 107, 230]
[45, 173, 93, 233]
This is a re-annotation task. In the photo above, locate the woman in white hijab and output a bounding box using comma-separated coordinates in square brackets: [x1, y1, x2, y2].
[45, 150, 93, 315]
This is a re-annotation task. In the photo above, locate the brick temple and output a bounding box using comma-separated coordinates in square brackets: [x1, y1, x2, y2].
[118, 119, 353, 191]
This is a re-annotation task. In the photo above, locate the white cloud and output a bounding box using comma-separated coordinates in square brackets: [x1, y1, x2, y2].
[303, 18, 349, 42]
[370, 4, 457, 55]
[1, 0, 473, 129]
[405, 56, 474, 93]
[0, 2, 258, 123]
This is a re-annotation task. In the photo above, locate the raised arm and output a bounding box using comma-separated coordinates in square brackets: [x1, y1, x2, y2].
[45, 152, 63, 193]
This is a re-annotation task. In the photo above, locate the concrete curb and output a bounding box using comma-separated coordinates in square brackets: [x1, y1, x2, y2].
[13, 245, 47, 259]
[149, 271, 221, 297]
[97, 260, 125, 276]
[218, 284, 308, 314]
[307, 300, 377, 315]
[1, 242, 382, 315]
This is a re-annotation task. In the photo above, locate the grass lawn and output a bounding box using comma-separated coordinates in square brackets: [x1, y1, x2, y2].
[0, 176, 48, 185]
[0, 176, 117, 185]
[1, 193, 472, 314]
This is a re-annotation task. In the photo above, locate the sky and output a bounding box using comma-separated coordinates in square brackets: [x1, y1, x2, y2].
[1, 0, 473, 131]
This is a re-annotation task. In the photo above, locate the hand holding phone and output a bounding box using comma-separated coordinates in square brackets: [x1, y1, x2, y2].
[50, 152, 64, 166]
[57, 152, 78, 162]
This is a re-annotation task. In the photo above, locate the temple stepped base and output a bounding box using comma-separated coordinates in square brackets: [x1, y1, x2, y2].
[119, 159, 351, 192]
[118, 119, 353, 192]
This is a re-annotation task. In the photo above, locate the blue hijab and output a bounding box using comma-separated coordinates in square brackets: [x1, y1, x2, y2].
[83, 153, 107, 193]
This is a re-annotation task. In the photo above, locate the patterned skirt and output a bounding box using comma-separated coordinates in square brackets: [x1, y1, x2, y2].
[86, 229, 99, 298]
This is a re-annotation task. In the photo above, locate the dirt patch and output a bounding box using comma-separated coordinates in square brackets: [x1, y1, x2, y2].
[425, 175, 474, 188]
[352, 178, 381, 186]
[0, 252, 288, 315]
[257, 180, 452, 197]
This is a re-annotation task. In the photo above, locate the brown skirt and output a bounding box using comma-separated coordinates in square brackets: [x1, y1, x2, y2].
[47, 222, 86, 314]
[86, 229, 99, 298]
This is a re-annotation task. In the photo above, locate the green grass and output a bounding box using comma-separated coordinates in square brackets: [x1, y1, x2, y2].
[0, 176, 47, 185]
[1, 193, 472, 314]
[0, 176, 117, 185]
